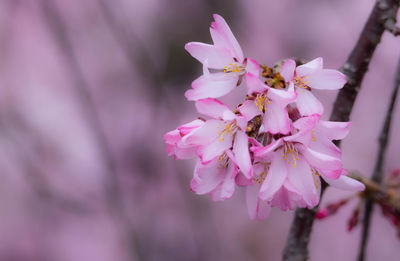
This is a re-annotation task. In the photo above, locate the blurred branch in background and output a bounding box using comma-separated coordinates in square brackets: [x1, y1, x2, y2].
[357, 54, 400, 261]
[38, 0, 125, 220]
[283, 0, 400, 260]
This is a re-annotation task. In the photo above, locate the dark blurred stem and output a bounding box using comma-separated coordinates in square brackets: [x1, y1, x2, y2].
[38, 0, 126, 221]
[283, 1, 400, 260]
[357, 56, 400, 261]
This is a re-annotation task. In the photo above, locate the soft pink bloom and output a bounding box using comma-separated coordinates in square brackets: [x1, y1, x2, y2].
[184, 14, 260, 100]
[182, 98, 253, 179]
[238, 73, 297, 134]
[163, 119, 204, 160]
[280, 58, 346, 116]
[191, 152, 239, 201]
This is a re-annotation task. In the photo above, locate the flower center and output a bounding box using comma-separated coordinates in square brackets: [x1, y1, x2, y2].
[282, 143, 299, 168]
[294, 76, 311, 92]
[217, 122, 237, 142]
[217, 152, 229, 169]
[254, 94, 271, 112]
[223, 63, 245, 75]
[311, 169, 320, 189]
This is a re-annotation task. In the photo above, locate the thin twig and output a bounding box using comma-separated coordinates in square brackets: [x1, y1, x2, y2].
[357, 55, 400, 261]
[283, 1, 400, 260]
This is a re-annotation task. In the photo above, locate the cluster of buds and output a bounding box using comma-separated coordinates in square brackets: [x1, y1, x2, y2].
[164, 14, 365, 220]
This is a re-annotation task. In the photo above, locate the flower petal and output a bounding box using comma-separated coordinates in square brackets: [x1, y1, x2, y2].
[280, 59, 296, 82]
[259, 152, 288, 201]
[177, 119, 205, 135]
[316, 121, 352, 140]
[211, 162, 238, 201]
[246, 58, 261, 76]
[182, 119, 220, 145]
[324, 174, 365, 191]
[307, 69, 346, 90]
[287, 157, 319, 207]
[210, 14, 244, 62]
[197, 133, 233, 163]
[238, 100, 261, 121]
[266, 87, 297, 108]
[246, 184, 259, 220]
[252, 139, 283, 158]
[233, 131, 252, 178]
[185, 73, 238, 100]
[296, 89, 324, 116]
[263, 101, 291, 134]
[185, 42, 234, 69]
[195, 98, 231, 119]
[191, 160, 224, 194]
[246, 73, 266, 95]
[295, 57, 323, 77]
[300, 146, 342, 174]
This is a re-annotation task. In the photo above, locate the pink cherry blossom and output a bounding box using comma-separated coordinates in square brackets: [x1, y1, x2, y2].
[280, 58, 346, 116]
[238, 73, 297, 134]
[182, 98, 253, 179]
[184, 14, 260, 100]
[163, 119, 204, 160]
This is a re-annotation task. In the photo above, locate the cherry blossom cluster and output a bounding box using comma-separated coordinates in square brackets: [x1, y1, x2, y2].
[164, 14, 365, 220]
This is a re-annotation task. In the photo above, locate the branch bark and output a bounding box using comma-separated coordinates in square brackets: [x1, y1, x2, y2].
[283, 1, 400, 260]
[357, 54, 400, 261]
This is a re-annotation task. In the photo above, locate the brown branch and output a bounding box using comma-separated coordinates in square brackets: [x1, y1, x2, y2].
[349, 172, 400, 211]
[357, 55, 400, 261]
[283, 1, 400, 260]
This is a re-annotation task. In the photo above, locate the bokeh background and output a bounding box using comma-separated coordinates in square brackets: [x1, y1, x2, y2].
[0, 0, 399, 260]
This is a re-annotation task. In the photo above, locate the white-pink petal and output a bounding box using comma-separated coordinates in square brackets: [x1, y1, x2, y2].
[259, 152, 288, 201]
[246, 73, 266, 95]
[263, 101, 291, 134]
[195, 98, 231, 119]
[316, 121, 352, 140]
[233, 131, 252, 179]
[307, 69, 346, 90]
[280, 59, 296, 82]
[210, 14, 244, 62]
[295, 57, 323, 77]
[324, 175, 365, 191]
[185, 72, 238, 100]
[287, 157, 319, 207]
[191, 160, 224, 194]
[185, 42, 234, 69]
[197, 134, 233, 163]
[296, 89, 324, 116]
[182, 119, 220, 145]
[238, 100, 261, 121]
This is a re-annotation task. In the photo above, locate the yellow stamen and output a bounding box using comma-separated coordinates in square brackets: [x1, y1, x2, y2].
[217, 122, 237, 142]
[254, 94, 271, 112]
[311, 130, 317, 141]
[283, 143, 299, 168]
[223, 63, 245, 75]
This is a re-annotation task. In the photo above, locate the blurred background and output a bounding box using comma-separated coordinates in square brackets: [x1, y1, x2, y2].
[0, 0, 399, 260]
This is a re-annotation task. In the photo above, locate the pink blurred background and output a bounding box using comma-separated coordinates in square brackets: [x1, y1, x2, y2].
[0, 0, 399, 260]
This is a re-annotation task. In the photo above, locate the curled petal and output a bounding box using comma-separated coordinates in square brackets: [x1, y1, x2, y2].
[185, 42, 234, 69]
[210, 14, 244, 62]
[191, 160, 224, 195]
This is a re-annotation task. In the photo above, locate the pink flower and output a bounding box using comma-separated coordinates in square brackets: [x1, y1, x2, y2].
[163, 119, 205, 160]
[238, 73, 297, 134]
[184, 14, 260, 100]
[280, 58, 346, 116]
[182, 98, 253, 179]
[191, 152, 239, 201]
